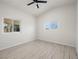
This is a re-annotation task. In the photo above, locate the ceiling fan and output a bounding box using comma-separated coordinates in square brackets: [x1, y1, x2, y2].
[27, 0, 47, 8]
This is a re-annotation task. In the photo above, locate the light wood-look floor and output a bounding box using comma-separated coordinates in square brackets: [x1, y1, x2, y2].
[0, 40, 77, 59]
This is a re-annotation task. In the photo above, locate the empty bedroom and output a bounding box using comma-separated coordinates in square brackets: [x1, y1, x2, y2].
[0, 0, 78, 59]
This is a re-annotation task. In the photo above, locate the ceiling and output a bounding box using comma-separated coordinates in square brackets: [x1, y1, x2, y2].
[0, 0, 77, 16]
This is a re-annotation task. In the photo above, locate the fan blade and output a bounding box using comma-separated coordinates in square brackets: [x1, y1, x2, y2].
[37, 4, 39, 8]
[27, 2, 35, 5]
[37, 1, 47, 3]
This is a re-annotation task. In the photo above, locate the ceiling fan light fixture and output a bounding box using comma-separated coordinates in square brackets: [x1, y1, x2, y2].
[27, 0, 47, 8]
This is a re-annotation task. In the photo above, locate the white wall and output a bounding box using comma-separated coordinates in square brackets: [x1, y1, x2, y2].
[0, 4, 36, 50]
[37, 4, 77, 47]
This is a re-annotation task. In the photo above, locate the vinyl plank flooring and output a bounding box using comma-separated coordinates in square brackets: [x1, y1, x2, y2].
[0, 40, 77, 59]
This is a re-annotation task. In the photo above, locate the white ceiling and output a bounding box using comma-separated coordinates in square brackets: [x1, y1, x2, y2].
[0, 0, 77, 16]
